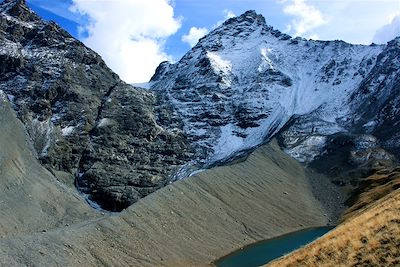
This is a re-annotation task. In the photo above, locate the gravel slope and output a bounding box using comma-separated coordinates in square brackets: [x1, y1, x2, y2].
[0, 91, 98, 238]
[0, 133, 337, 266]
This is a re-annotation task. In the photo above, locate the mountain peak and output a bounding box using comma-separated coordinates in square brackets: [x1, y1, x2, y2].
[150, 8, 394, 169]
[199, 9, 290, 45]
[0, 0, 40, 22]
[241, 10, 263, 20]
[223, 10, 266, 27]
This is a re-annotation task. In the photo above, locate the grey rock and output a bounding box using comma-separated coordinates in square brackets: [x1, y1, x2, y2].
[0, 0, 192, 211]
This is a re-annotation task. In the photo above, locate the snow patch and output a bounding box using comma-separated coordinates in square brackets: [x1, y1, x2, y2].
[6, 94, 14, 103]
[363, 120, 378, 131]
[30, 118, 54, 158]
[61, 126, 75, 136]
[189, 169, 206, 177]
[207, 52, 232, 73]
[98, 118, 112, 127]
[285, 135, 327, 163]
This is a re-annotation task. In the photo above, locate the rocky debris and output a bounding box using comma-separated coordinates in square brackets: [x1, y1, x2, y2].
[0, 90, 98, 237]
[0, 140, 335, 266]
[0, 0, 192, 211]
[304, 132, 397, 198]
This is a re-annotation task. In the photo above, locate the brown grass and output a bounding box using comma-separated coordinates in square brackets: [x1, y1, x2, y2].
[266, 189, 400, 267]
[343, 167, 400, 221]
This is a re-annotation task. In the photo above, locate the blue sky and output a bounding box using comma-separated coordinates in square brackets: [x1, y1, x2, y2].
[23, 0, 400, 83]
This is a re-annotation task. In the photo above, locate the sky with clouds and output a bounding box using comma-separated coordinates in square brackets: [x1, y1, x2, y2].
[24, 0, 400, 83]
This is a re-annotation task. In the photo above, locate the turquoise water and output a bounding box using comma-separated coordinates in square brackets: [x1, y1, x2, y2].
[215, 226, 333, 267]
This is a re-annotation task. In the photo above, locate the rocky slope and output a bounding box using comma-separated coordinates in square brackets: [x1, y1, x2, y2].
[350, 38, 400, 157]
[0, 0, 192, 211]
[0, 91, 98, 237]
[151, 10, 400, 178]
[0, 140, 334, 266]
[0, 85, 340, 265]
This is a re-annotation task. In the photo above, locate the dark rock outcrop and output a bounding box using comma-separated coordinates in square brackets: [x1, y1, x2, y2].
[350, 37, 400, 158]
[0, 0, 192, 211]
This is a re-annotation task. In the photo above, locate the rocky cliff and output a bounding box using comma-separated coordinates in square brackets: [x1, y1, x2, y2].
[0, 0, 192, 211]
[151, 10, 400, 181]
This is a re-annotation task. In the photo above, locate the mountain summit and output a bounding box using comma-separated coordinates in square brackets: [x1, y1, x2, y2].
[151, 10, 400, 172]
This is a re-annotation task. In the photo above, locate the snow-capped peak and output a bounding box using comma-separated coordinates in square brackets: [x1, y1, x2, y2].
[151, 10, 389, 173]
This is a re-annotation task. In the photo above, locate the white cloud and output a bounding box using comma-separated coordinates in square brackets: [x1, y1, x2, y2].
[276, 0, 399, 44]
[216, 9, 236, 27]
[280, 0, 326, 37]
[223, 9, 236, 20]
[70, 0, 181, 83]
[373, 13, 400, 44]
[182, 27, 209, 47]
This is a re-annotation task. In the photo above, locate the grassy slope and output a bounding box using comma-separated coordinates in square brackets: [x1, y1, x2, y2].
[343, 167, 400, 221]
[266, 189, 400, 267]
[0, 139, 333, 266]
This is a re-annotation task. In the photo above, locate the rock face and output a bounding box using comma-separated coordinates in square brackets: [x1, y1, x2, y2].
[1, 1, 399, 211]
[350, 38, 400, 157]
[0, 0, 192, 211]
[151, 10, 400, 173]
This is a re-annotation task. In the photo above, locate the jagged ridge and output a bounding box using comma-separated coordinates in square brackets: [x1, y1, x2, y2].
[0, 0, 192, 211]
[151, 10, 400, 174]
